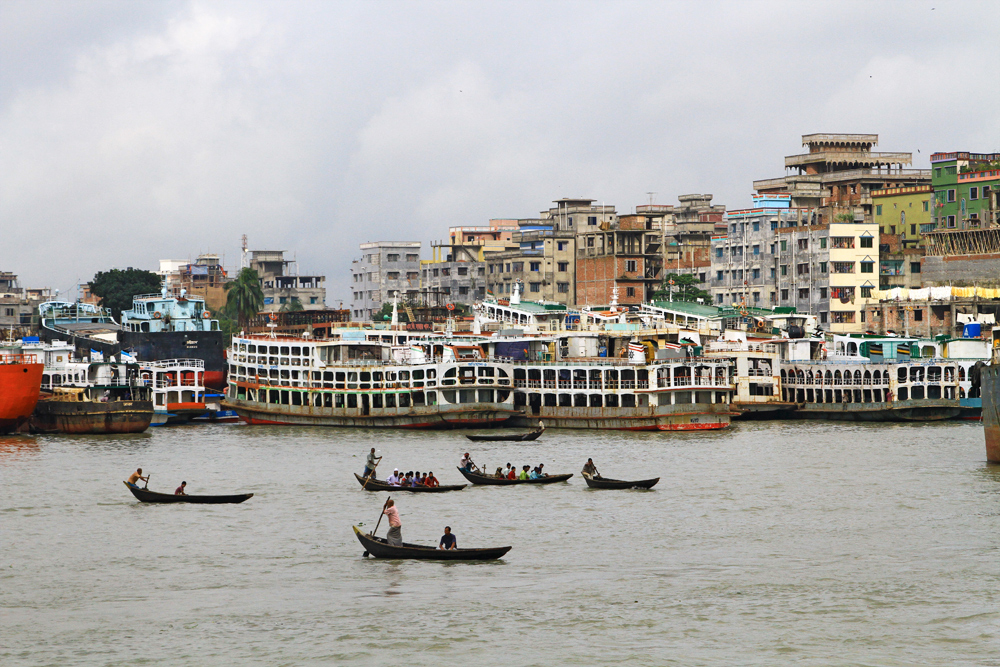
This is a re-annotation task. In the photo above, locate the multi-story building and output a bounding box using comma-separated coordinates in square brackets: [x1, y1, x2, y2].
[158, 254, 229, 312]
[0, 271, 52, 333]
[248, 250, 327, 313]
[636, 194, 726, 280]
[929, 152, 1000, 231]
[754, 133, 930, 223]
[576, 214, 664, 306]
[710, 194, 805, 308]
[350, 242, 421, 320]
[872, 186, 934, 290]
[485, 199, 614, 306]
[420, 220, 518, 307]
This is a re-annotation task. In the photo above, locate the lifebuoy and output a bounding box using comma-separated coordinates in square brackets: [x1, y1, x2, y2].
[153, 311, 163, 319]
[269, 313, 278, 322]
[446, 303, 455, 311]
[202, 311, 211, 319]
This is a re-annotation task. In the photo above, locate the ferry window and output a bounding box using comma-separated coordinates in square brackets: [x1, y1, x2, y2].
[559, 394, 572, 407]
[291, 392, 302, 406]
[427, 391, 437, 406]
[444, 368, 457, 378]
[412, 370, 424, 380]
[478, 367, 494, 377]
[574, 394, 587, 407]
[398, 393, 410, 407]
[544, 394, 557, 407]
[478, 389, 494, 402]
[269, 346, 278, 355]
[386, 371, 396, 381]
[291, 347, 301, 355]
[360, 372, 371, 382]
[324, 393, 333, 408]
[443, 390, 456, 403]
[898, 368, 907, 382]
[347, 394, 357, 408]
[372, 395, 383, 408]
[280, 347, 290, 355]
[459, 390, 475, 403]
[427, 369, 436, 379]
[621, 394, 636, 408]
[605, 394, 618, 407]
[589, 394, 602, 407]
[399, 371, 410, 380]
[373, 371, 383, 382]
[385, 394, 395, 408]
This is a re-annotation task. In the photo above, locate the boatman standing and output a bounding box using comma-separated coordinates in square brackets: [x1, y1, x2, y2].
[126, 468, 148, 489]
[363, 447, 382, 479]
[383, 499, 402, 546]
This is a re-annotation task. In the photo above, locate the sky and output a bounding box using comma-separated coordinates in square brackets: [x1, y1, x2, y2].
[1, 0, 997, 305]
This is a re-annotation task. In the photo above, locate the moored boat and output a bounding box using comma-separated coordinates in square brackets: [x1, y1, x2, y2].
[352, 525, 510, 560]
[0, 353, 44, 434]
[465, 429, 543, 442]
[353, 473, 466, 492]
[123, 482, 253, 504]
[582, 473, 659, 489]
[456, 467, 572, 485]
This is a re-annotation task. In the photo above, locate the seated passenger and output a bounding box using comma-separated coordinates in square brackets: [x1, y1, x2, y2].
[518, 465, 530, 480]
[537, 463, 549, 478]
[425, 472, 440, 488]
[507, 467, 517, 480]
[387, 469, 401, 485]
[412, 471, 423, 487]
[528, 467, 540, 479]
[495, 466, 504, 478]
[439, 526, 457, 551]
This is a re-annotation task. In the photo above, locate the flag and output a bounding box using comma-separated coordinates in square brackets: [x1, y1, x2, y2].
[120, 350, 136, 363]
[90, 349, 104, 362]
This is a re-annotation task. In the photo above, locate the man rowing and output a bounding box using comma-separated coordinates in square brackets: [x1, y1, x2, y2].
[174, 481, 188, 495]
[383, 499, 402, 546]
[126, 468, 148, 489]
[363, 447, 382, 479]
[460, 452, 474, 472]
[582, 458, 598, 477]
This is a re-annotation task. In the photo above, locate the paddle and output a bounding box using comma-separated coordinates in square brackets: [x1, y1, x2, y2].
[143, 474, 150, 490]
[361, 458, 381, 489]
[364, 496, 391, 558]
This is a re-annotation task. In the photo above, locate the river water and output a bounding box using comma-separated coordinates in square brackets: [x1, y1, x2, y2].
[2, 420, 999, 666]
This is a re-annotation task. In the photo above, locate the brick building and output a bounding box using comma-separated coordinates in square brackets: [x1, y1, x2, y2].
[576, 214, 663, 306]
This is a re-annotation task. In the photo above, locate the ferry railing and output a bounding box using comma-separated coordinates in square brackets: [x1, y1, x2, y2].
[142, 359, 206, 369]
[1, 353, 38, 364]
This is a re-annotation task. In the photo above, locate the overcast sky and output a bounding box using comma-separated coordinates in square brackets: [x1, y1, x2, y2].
[1, 0, 997, 305]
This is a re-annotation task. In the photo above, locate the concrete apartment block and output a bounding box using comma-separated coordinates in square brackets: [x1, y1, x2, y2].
[350, 242, 421, 321]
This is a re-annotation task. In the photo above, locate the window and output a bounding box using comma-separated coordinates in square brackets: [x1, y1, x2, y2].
[626, 287, 635, 297]
[625, 260, 637, 272]
[890, 225, 895, 234]
[831, 237, 855, 249]
[819, 288, 827, 299]
[489, 264, 494, 274]
[861, 285, 873, 298]
[876, 204, 883, 215]
[819, 262, 827, 273]
[910, 225, 916, 236]
[4, 307, 13, 317]
[923, 201, 929, 212]
[780, 289, 789, 300]
[860, 236, 873, 248]
[588, 216, 597, 225]
[780, 265, 787, 276]
[797, 238, 808, 250]
[947, 189, 956, 202]
[831, 311, 856, 324]
[387, 272, 400, 280]
[407, 271, 418, 280]
[387, 254, 399, 262]
[832, 262, 855, 273]
[820, 238, 827, 249]
[861, 261, 874, 274]
[753, 291, 760, 303]
[796, 263, 809, 275]
[820, 311, 828, 324]
[529, 282, 541, 293]
[457, 267, 468, 276]
[717, 271, 723, 281]
[752, 268, 760, 280]
[970, 187, 979, 200]
[512, 262, 523, 272]
[557, 282, 569, 294]
[558, 262, 568, 272]
[770, 243, 776, 254]
[770, 292, 776, 303]
[433, 269, 440, 277]
[716, 248, 723, 258]
[557, 242, 566, 251]
[947, 215, 956, 228]
[459, 286, 469, 295]
[910, 262, 921, 274]
[587, 237, 595, 247]
[752, 222, 760, 231]
[770, 268, 775, 279]
[717, 294, 723, 304]
[780, 240, 787, 251]
[753, 244, 760, 255]
[406, 254, 418, 262]
[529, 262, 540, 272]
[441, 268, 450, 276]
[798, 288, 809, 299]
[567, 217, 573, 226]
[771, 221, 778, 230]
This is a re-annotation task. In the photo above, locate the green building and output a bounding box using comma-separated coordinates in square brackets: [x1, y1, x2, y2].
[872, 184, 933, 247]
[929, 152, 1000, 230]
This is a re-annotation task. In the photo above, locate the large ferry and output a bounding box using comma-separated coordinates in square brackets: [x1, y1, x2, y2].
[120, 289, 226, 389]
[223, 331, 518, 428]
[0, 352, 43, 434]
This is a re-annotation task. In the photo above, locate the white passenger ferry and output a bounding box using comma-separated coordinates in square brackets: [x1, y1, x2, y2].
[223, 332, 517, 428]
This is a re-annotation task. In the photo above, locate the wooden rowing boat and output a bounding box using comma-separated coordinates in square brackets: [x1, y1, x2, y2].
[353, 526, 511, 560]
[456, 467, 572, 486]
[465, 429, 543, 442]
[123, 482, 253, 504]
[353, 473, 466, 492]
[582, 473, 659, 489]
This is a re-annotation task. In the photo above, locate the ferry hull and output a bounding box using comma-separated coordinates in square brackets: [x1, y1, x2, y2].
[782, 399, 962, 422]
[224, 399, 514, 429]
[508, 404, 731, 431]
[30, 400, 153, 434]
[121, 331, 226, 389]
[983, 366, 1000, 463]
[0, 363, 44, 434]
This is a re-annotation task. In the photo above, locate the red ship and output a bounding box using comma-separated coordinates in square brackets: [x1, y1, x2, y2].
[0, 354, 44, 434]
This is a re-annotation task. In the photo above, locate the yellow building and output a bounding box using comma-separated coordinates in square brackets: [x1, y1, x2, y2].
[872, 185, 933, 248]
[826, 221, 880, 333]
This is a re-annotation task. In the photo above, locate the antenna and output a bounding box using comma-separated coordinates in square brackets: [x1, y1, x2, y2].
[646, 192, 657, 206]
[241, 234, 248, 270]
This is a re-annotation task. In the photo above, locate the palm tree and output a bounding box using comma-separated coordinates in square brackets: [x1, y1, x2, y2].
[224, 268, 265, 327]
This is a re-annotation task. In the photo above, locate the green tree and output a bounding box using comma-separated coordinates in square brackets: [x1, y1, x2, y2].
[224, 268, 265, 327]
[375, 302, 407, 322]
[652, 273, 711, 304]
[88, 268, 162, 320]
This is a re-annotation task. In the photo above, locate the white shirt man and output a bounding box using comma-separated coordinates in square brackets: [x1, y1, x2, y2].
[386, 469, 401, 485]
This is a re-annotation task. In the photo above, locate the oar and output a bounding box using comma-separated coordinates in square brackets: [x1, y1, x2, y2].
[364, 496, 391, 558]
[143, 474, 150, 490]
[361, 459, 380, 489]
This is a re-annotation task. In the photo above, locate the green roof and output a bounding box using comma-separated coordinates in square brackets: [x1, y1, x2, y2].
[512, 300, 567, 313]
[649, 300, 725, 318]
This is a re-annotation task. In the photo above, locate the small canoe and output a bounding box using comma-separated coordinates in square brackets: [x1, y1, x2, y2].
[124, 482, 253, 504]
[456, 467, 572, 486]
[582, 474, 659, 490]
[353, 525, 511, 561]
[465, 429, 543, 442]
[354, 473, 466, 492]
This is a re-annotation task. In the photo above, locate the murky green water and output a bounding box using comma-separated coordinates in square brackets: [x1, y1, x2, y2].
[2, 420, 998, 666]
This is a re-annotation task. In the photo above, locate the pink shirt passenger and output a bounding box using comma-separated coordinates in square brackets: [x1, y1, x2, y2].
[383, 505, 401, 527]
